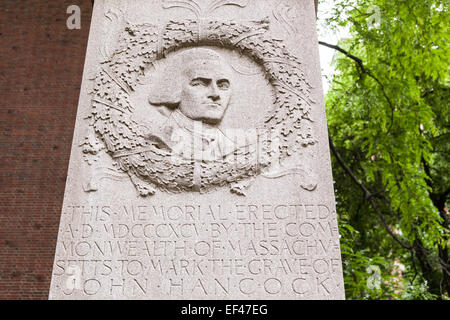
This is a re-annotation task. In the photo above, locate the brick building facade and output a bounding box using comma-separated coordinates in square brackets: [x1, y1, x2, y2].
[0, 0, 93, 299]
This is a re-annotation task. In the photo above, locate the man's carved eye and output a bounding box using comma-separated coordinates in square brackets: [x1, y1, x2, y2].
[190, 78, 209, 87]
[217, 79, 230, 90]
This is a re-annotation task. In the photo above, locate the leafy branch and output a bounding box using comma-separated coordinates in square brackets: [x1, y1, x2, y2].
[319, 41, 395, 132]
[328, 133, 412, 250]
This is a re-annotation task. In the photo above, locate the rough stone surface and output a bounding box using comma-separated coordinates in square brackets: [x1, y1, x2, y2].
[49, 0, 345, 300]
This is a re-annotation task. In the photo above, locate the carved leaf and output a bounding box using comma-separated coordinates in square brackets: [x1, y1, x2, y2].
[208, 0, 250, 14]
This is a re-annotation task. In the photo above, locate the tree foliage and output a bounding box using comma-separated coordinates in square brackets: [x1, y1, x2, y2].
[319, 0, 449, 299]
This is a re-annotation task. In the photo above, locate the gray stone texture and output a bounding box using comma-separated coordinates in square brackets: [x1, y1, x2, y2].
[49, 0, 345, 300]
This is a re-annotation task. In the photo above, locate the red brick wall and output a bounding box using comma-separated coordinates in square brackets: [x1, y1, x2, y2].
[0, 0, 92, 300]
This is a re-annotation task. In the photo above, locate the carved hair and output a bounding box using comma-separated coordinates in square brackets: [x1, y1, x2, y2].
[148, 48, 231, 108]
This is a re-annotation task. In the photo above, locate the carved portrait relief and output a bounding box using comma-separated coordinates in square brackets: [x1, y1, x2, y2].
[146, 48, 243, 162]
[82, 0, 318, 197]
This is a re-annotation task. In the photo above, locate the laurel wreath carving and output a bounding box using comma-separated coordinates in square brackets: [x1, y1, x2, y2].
[82, 14, 317, 196]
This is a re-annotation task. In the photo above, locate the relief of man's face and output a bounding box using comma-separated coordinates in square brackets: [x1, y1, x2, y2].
[178, 59, 232, 125]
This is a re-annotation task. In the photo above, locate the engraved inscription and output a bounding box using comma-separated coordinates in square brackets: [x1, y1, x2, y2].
[52, 203, 342, 298]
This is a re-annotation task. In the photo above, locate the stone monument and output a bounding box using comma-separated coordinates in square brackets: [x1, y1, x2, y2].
[49, 0, 345, 299]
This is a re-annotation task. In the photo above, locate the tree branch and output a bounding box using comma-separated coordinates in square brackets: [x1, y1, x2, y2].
[320, 41, 395, 132]
[319, 41, 367, 73]
[328, 134, 412, 250]
[421, 156, 434, 189]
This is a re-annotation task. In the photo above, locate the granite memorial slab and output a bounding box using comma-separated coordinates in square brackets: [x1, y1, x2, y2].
[49, 0, 345, 300]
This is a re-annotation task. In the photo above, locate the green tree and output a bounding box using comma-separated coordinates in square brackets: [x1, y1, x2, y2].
[318, 0, 449, 299]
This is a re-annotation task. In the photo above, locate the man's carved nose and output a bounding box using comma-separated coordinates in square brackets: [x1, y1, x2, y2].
[208, 85, 220, 101]
[209, 94, 220, 101]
